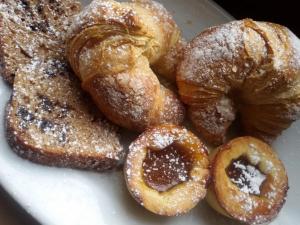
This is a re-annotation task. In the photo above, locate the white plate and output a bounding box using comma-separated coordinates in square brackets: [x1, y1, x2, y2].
[1, 1, 300, 225]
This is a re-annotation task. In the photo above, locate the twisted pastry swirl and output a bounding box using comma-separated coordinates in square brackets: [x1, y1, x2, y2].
[67, 0, 185, 131]
[177, 19, 300, 144]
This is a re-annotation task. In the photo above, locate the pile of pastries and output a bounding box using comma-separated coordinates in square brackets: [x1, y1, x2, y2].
[2, 0, 300, 224]
[65, 0, 300, 224]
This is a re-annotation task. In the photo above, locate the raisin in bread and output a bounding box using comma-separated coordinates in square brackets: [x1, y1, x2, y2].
[1, 0, 124, 171]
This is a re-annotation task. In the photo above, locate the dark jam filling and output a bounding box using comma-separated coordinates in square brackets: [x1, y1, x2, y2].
[226, 156, 266, 195]
[142, 142, 193, 192]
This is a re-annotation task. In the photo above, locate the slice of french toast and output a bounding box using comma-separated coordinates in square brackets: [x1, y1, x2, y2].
[1, 0, 124, 171]
[0, 0, 81, 84]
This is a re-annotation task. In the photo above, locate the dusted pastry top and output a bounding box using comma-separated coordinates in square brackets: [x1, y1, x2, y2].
[207, 137, 288, 224]
[66, 0, 185, 131]
[177, 19, 300, 145]
[125, 124, 210, 216]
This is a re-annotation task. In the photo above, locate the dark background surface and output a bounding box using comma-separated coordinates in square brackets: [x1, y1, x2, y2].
[0, 186, 39, 225]
[214, 0, 300, 36]
[0, 1, 298, 225]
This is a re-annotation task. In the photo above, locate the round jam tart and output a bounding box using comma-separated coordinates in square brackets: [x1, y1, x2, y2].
[124, 124, 210, 216]
[206, 137, 288, 224]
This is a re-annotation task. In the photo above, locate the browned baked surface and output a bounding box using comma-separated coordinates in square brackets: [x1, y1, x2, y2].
[1, 0, 124, 170]
[124, 124, 210, 216]
[177, 19, 300, 145]
[207, 137, 288, 224]
[153, 39, 187, 82]
[66, 0, 185, 132]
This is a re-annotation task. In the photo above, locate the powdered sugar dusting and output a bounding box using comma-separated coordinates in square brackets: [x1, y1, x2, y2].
[178, 19, 300, 143]
[216, 97, 235, 122]
[67, 0, 184, 131]
[289, 28, 300, 70]
[2, 0, 124, 170]
[214, 138, 289, 224]
[0, 0, 81, 83]
[132, 0, 175, 35]
[151, 131, 174, 149]
[125, 125, 209, 215]
[90, 71, 158, 128]
[9, 54, 123, 168]
[189, 96, 235, 144]
[180, 20, 244, 86]
[68, 0, 137, 38]
[228, 158, 266, 195]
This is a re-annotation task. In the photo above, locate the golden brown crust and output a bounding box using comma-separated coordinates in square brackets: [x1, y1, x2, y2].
[124, 124, 210, 216]
[67, 0, 185, 131]
[1, 0, 124, 171]
[5, 56, 124, 170]
[177, 19, 300, 145]
[153, 39, 187, 81]
[207, 137, 288, 224]
[6, 102, 119, 171]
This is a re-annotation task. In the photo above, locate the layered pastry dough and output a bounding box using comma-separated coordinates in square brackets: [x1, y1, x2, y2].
[124, 124, 210, 216]
[206, 137, 288, 224]
[67, 0, 185, 131]
[177, 19, 300, 145]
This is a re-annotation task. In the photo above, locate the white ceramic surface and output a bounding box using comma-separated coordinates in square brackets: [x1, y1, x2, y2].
[1, 1, 299, 225]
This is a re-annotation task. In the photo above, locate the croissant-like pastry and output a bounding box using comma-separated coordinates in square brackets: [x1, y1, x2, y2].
[66, 0, 185, 131]
[124, 124, 210, 216]
[177, 19, 300, 145]
[206, 137, 288, 224]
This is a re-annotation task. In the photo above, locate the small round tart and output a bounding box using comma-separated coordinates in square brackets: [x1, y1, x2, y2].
[207, 137, 288, 225]
[124, 124, 210, 216]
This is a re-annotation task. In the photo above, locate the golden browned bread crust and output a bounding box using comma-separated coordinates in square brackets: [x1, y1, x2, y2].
[6, 101, 120, 170]
[124, 124, 210, 216]
[6, 58, 124, 170]
[206, 137, 288, 224]
[66, 0, 185, 132]
[1, 0, 124, 171]
[177, 19, 300, 145]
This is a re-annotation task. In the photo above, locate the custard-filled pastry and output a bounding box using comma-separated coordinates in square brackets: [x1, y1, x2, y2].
[67, 0, 185, 131]
[177, 19, 300, 145]
[206, 137, 288, 224]
[124, 124, 210, 216]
